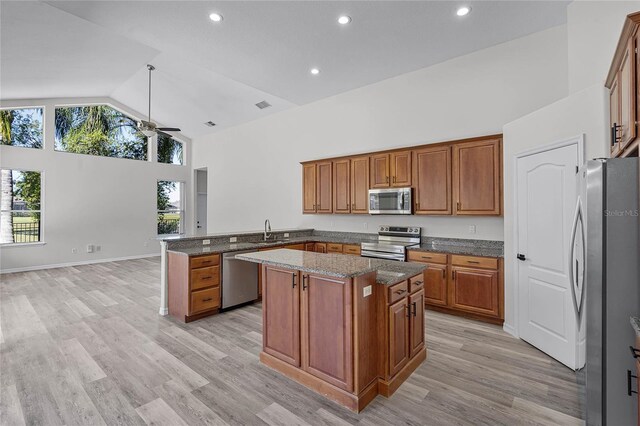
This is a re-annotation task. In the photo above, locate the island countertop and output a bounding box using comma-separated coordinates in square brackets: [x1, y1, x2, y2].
[236, 249, 426, 286]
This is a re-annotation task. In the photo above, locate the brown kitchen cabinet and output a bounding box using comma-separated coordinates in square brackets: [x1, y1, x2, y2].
[168, 252, 221, 322]
[333, 159, 351, 214]
[407, 250, 503, 324]
[387, 298, 409, 377]
[305, 242, 315, 251]
[302, 161, 332, 214]
[452, 137, 502, 216]
[607, 12, 640, 158]
[314, 242, 327, 253]
[350, 156, 370, 213]
[370, 151, 411, 188]
[413, 146, 452, 215]
[327, 243, 343, 253]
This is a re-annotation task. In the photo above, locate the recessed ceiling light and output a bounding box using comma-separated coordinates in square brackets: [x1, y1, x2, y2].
[456, 6, 471, 17]
[209, 13, 223, 22]
[338, 15, 351, 25]
[310, 68, 320, 75]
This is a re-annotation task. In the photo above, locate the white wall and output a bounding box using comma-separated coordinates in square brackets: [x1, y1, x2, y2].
[502, 85, 609, 334]
[568, 0, 640, 94]
[193, 25, 569, 241]
[0, 97, 192, 272]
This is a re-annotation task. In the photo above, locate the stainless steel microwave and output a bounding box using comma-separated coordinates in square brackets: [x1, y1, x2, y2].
[368, 188, 412, 215]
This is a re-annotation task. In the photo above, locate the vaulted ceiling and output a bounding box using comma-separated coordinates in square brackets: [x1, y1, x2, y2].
[1, 1, 569, 139]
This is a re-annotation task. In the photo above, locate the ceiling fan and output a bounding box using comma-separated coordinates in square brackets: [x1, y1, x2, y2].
[137, 64, 181, 137]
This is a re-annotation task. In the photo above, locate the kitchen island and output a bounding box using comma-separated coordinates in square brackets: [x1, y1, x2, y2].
[236, 249, 427, 412]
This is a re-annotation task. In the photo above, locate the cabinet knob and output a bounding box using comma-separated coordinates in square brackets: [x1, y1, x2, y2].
[413, 281, 423, 286]
[393, 176, 396, 183]
[456, 202, 461, 211]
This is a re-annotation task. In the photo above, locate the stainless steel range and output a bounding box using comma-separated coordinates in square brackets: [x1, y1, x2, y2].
[361, 225, 421, 261]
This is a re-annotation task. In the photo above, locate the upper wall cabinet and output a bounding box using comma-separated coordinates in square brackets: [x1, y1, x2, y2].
[413, 146, 451, 215]
[607, 12, 640, 158]
[452, 137, 502, 216]
[302, 161, 332, 214]
[301, 135, 502, 216]
[370, 151, 412, 188]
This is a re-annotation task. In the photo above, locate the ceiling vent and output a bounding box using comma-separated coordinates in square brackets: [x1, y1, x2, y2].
[255, 100, 271, 110]
[204, 121, 216, 127]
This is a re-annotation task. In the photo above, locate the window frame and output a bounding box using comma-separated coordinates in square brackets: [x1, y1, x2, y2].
[157, 180, 185, 237]
[53, 103, 150, 162]
[0, 106, 45, 150]
[0, 168, 45, 246]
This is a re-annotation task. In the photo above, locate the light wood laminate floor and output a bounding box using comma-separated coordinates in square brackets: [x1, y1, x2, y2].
[0, 258, 584, 425]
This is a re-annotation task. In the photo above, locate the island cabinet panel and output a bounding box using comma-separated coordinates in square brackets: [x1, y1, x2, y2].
[333, 159, 351, 214]
[390, 151, 412, 187]
[350, 156, 370, 214]
[303, 163, 317, 213]
[452, 138, 501, 216]
[301, 274, 353, 391]
[388, 299, 410, 377]
[370, 153, 390, 188]
[413, 146, 451, 215]
[316, 161, 333, 213]
[262, 266, 300, 367]
[449, 266, 499, 318]
[409, 289, 425, 358]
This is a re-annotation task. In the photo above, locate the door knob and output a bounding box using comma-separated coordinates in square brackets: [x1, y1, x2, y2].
[517, 254, 526, 261]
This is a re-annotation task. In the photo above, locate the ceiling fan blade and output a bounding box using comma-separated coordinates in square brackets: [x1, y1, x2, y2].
[157, 127, 181, 132]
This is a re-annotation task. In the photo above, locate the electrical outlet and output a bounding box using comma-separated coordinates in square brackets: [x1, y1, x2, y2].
[363, 285, 372, 297]
[229, 237, 237, 243]
[468, 225, 476, 234]
[203, 239, 211, 245]
[284, 233, 289, 238]
[86, 244, 94, 253]
[71, 248, 78, 254]
[95, 245, 101, 252]
[202, 247, 211, 253]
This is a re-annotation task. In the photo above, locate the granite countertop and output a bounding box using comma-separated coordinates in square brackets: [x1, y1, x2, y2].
[236, 249, 426, 286]
[167, 234, 503, 258]
[632, 317, 640, 336]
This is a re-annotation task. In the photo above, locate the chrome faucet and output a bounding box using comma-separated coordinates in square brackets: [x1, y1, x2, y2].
[264, 219, 272, 241]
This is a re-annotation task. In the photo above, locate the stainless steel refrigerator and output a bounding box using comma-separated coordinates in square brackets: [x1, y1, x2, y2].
[575, 158, 639, 425]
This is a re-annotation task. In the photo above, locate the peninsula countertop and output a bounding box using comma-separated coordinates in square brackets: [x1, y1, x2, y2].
[236, 249, 426, 286]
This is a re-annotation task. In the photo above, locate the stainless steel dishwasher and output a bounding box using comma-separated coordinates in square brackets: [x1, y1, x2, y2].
[222, 250, 259, 309]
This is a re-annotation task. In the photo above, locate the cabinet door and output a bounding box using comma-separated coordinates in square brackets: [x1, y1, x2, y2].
[409, 289, 425, 358]
[316, 161, 333, 213]
[301, 274, 353, 391]
[610, 74, 621, 156]
[423, 263, 448, 306]
[388, 298, 409, 377]
[302, 164, 317, 213]
[619, 38, 637, 150]
[370, 154, 390, 188]
[413, 146, 452, 215]
[449, 267, 499, 318]
[333, 159, 351, 214]
[452, 138, 501, 215]
[304, 243, 315, 251]
[350, 156, 370, 214]
[262, 266, 300, 366]
[314, 243, 327, 253]
[390, 151, 412, 187]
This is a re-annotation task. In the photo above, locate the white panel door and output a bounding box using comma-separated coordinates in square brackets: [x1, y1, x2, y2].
[517, 144, 580, 369]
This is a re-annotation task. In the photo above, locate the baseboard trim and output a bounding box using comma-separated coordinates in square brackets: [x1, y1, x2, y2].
[0, 253, 160, 274]
[503, 323, 517, 338]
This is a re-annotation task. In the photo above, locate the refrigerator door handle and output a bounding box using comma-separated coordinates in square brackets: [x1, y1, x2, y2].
[568, 198, 585, 320]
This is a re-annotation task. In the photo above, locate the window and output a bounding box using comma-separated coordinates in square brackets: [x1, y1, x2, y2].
[0, 108, 43, 149]
[157, 180, 183, 235]
[158, 133, 184, 165]
[0, 169, 42, 244]
[55, 105, 148, 160]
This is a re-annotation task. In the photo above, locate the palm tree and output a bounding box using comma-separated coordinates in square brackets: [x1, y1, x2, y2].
[0, 110, 14, 243]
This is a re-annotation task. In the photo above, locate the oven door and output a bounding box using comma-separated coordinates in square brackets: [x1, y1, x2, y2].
[368, 188, 412, 215]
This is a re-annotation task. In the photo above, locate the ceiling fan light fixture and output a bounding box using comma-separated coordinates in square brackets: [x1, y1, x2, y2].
[141, 129, 156, 138]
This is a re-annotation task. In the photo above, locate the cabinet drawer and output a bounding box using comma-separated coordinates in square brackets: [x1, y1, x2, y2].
[191, 266, 220, 291]
[190, 254, 219, 269]
[285, 243, 305, 251]
[408, 251, 447, 264]
[451, 255, 498, 270]
[409, 274, 424, 293]
[190, 287, 220, 314]
[388, 280, 409, 305]
[327, 243, 343, 253]
[343, 244, 361, 255]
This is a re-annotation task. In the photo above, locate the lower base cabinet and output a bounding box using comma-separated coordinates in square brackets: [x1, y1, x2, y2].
[168, 253, 221, 322]
[260, 265, 426, 412]
[408, 250, 503, 324]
